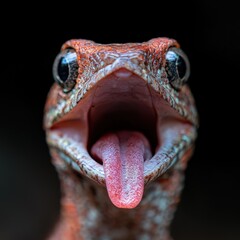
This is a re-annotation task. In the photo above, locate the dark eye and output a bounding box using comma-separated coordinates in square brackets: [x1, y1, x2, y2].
[53, 48, 79, 92]
[165, 47, 190, 90]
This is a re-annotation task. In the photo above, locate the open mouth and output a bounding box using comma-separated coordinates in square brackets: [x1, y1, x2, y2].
[47, 68, 195, 208]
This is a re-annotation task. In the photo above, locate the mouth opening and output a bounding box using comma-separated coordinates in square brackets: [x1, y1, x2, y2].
[48, 68, 195, 209]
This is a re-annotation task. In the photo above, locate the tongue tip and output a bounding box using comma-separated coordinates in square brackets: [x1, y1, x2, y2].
[109, 187, 144, 209]
[111, 196, 143, 209]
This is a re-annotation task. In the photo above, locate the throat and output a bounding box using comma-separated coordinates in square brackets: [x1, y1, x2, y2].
[49, 151, 185, 240]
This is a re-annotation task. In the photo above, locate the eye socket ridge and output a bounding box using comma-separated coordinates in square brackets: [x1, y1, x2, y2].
[165, 47, 190, 90]
[52, 48, 79, 93]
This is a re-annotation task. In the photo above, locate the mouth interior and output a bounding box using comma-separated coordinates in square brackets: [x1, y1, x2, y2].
[88, 91, 157, 160]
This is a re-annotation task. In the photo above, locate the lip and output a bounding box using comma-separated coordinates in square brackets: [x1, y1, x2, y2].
[46, 68, 196, 186]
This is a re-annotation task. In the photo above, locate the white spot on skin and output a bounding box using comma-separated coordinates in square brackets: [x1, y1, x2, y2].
[71, 161, 80, 171]
[154, 214, 163, 224]
[86, 208, 99, 228]
[159, 198, 168, 210]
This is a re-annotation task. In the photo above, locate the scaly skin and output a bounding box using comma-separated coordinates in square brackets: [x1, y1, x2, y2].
[44, 38, 198, 240]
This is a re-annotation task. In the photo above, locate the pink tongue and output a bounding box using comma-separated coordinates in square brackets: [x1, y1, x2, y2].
[91, 131, 151, 209]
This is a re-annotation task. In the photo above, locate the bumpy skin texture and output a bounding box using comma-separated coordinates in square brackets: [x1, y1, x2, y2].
[44, 38, 198, 240]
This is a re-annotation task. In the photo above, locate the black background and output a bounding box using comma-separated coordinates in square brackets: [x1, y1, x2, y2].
[1, 2, 239, 240]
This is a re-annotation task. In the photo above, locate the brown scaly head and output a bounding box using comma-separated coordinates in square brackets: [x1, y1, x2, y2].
[44, 38, 198, 209]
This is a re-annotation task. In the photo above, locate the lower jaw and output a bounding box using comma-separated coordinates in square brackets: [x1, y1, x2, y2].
[47, 121, 196, 186]
[47, 128, 195, 210]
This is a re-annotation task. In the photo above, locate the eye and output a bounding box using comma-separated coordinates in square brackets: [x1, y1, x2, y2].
[165, 47, 190, 90]
[53, 48, 79, 92]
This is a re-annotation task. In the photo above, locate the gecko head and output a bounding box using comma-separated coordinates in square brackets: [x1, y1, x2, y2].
[44, 38, 198, 209]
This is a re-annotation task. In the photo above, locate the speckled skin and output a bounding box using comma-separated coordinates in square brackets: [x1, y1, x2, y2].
[44, 38, 198, 240]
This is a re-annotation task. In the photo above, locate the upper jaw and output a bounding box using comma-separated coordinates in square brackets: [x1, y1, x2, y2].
[46, 68, 197, 186]
[44, 56, 198, 129]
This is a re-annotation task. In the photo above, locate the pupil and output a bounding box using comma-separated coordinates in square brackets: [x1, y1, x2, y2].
[177, 55, 186, 79]
[58, 57, 69, 82]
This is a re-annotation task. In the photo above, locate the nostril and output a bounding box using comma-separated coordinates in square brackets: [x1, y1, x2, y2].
[113, 68, 133, 78]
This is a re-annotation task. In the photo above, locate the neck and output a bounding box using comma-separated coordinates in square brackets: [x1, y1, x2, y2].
[48, 158, 185, 240]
